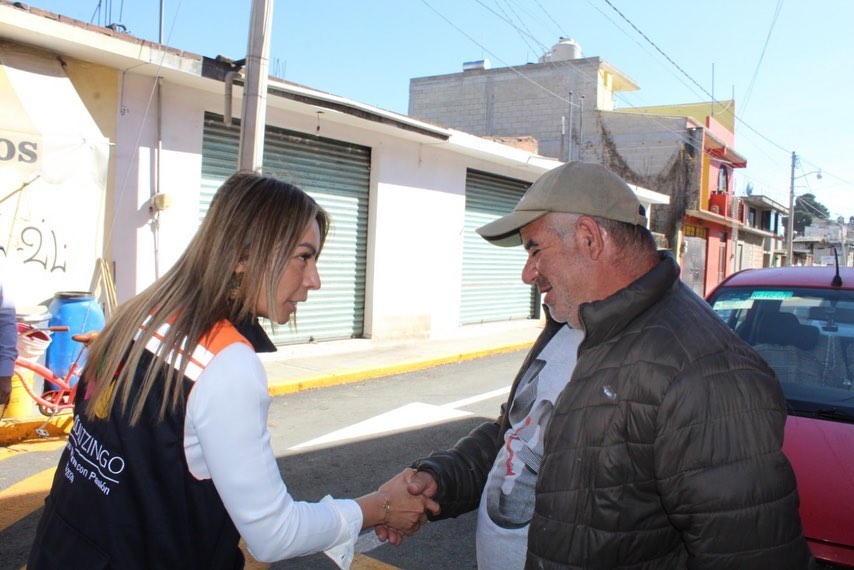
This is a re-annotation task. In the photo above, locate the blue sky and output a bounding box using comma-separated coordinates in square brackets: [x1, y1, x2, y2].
[26, 0, 853, 219]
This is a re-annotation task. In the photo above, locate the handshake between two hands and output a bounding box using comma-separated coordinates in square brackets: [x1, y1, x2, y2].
[371, 468, 439, 546]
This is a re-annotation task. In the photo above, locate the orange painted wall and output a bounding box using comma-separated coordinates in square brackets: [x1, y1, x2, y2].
[703, 224, 731, 295]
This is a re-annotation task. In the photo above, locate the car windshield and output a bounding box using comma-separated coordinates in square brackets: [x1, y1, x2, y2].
[709, 285, 854, 422]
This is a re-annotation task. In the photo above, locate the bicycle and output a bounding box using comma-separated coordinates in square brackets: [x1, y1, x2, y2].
[13, 325, 84, 418]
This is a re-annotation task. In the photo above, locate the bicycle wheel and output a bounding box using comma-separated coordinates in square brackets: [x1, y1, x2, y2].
[37, 389, 73, 416]
[13, 358, 76, 417]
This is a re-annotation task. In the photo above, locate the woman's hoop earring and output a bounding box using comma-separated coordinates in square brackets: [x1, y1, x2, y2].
[228, 272, 244, 301]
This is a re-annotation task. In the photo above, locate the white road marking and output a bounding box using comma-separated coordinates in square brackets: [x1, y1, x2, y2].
[441, 386, 509, 409]
[289, 387, 510, 451]
[290, 402, 470, 450]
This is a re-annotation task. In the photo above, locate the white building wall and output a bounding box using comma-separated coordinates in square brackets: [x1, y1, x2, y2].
[111, 75, 205, 302]
[0, 3, 562, 343]
[111, 73, 546, 340]
[367, 142, 467, 338]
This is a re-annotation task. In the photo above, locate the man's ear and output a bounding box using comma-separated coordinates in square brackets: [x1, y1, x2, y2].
[575, 216, 605, 260]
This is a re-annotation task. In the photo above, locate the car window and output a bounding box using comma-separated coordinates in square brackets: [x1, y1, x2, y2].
[708, 285, 854, 421]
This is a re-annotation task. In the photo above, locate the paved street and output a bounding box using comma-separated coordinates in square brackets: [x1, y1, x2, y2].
[1, 349, 528, 569]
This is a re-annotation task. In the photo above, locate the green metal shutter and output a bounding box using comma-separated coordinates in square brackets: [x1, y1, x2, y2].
[460, 170, 537, 324]
[200, 112, 369, 344]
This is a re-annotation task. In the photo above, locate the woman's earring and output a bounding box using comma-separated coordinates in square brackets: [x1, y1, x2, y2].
[229, 272, 244, 301]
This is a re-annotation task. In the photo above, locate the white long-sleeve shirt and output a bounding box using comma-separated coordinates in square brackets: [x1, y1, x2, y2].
[183, 342, 362, 566]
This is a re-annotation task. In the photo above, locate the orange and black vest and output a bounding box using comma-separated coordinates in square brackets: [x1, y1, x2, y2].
[29, 318, 273, 570]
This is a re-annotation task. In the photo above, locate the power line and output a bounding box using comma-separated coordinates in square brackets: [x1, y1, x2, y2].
[579, 0, 707, 103]
[598, 0, 790, 155]
[741, 0, 783, 113]
[601, 0, 710, 99]
[478, 0, 794, 170]
[424, 0, 788, 176]
[419, 1, 575, 104]
[581, 0, 793, 188]
[458, 0, 708, 157]
[493, 0, 541, 58]
[427, 0, 845, 212]
[530, 0, 568, 38]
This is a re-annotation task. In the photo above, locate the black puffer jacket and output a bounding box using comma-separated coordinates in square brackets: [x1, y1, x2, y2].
[414, 252, 813, 569]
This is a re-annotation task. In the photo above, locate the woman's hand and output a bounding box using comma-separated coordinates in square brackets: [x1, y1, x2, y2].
[375, 469, 439, 545]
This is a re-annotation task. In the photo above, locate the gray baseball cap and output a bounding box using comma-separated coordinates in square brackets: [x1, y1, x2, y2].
[476, 161, 648, 247]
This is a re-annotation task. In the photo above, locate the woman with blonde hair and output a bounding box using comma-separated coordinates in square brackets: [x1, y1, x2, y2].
[29, 171, 436, 569]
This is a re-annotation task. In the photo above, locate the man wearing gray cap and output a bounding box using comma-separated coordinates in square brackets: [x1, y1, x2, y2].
[382, 161, 812, 568]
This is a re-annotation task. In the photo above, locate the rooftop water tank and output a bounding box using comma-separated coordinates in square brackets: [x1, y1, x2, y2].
[539, 38, 582, 63]
[463, 59, 492, 71]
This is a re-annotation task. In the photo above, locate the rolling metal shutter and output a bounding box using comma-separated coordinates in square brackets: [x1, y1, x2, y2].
[200, 112, 369, 344]
[460, 170, 537, 324]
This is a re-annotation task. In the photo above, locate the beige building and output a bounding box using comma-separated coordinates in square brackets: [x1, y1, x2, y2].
[409, 38, 765, 297]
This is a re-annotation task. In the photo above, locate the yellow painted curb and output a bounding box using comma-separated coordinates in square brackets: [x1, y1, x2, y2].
[0, 413, 74, 446]
[267, 341, 532, 397]
[2, 342, 533, 445]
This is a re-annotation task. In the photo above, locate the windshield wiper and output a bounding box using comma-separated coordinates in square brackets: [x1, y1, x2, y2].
[813, 408, 854, 423]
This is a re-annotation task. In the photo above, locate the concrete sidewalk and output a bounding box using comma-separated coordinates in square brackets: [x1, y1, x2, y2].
[1, 319, 543, 445]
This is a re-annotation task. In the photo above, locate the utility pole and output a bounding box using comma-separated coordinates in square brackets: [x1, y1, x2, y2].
[559, 116, 566, 164]
[786, 153, 823, 267]
[238, 0, 274, 172]
[567, 91, 574, 162]
[578, 95, 584, 161]
[786, 151, 796, 266]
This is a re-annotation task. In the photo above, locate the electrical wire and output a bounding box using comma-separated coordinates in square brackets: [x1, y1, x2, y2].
[547, 0, 838, 206]
[419, 0, 574, 104]
[741, 0, 783, 113]
[478, 0, 782, 172]
[583, 0, 791, 189]
[453, 0, 712, 158]
[429, 0, 838, 212]
[601, 0, 710, 99]
[494, 0, 540, 59]
[530, 0, 568, 38]
[598, 0, 790, 156]
[97, 0, 186, 262]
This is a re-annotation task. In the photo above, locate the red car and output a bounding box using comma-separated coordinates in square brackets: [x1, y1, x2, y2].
[707, 265, 854, 568]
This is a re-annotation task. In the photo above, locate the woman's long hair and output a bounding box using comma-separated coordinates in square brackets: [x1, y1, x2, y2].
[82, 172, 330, 424]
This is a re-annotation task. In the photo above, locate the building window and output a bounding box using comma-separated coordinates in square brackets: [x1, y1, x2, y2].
[718, 166, 729, 192]
[684, 224, 708, 238]
[748, 208, 756, 227]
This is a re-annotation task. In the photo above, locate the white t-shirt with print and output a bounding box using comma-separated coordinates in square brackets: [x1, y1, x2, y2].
[476, 324, 583, 569]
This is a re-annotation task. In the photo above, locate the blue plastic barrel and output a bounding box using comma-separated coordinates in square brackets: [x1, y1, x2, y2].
[45, 291, 106, 389]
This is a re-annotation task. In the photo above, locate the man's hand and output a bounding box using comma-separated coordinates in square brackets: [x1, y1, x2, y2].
[71, 331, 99, 346]
[375, 469, 440, 546]
[407, 470, 438, 498]
[1, 374, 12, 404]
[0, 374, 12, 418]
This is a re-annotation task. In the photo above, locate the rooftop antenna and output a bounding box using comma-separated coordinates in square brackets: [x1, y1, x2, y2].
[711, 63, 715, 117]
